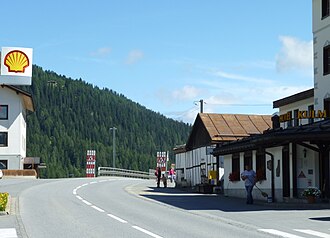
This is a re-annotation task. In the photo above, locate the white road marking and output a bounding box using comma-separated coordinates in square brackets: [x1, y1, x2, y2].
[294, 229, 330, 238]
[74, 179, 165, 238]
[132, 226, 163, 238]
[107, 213, 128, 223]
[258, 229, 305, 238]
[76, 195, 83, 200]
[81, 200, 92, 206]
[0, 228, 17, 238]
[91, 205, 105, 213]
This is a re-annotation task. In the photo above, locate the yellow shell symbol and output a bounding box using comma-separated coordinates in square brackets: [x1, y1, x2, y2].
[4, 50, 30, 73]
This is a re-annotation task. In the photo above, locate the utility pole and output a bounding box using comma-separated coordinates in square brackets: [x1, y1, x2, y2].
[199, 99, 204, 113]
[194, 99, 205, 113]
[110, 127, 117, 168]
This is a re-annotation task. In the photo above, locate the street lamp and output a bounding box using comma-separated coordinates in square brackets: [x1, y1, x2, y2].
[110, 127, 117, 168]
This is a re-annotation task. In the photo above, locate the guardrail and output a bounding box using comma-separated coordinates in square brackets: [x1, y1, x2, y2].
[98, 167, 155, 180]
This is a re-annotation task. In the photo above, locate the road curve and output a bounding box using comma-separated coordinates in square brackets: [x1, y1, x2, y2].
[18, 178, 269, 238]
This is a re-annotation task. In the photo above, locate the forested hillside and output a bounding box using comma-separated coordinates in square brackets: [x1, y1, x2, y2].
[24, 66, 191, 178]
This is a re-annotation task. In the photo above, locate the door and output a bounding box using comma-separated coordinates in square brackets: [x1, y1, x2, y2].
[282, 145, 290, 197]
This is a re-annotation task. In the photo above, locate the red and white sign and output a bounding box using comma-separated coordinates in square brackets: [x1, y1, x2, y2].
[156, 151, 168, 172]
[86, 150, 96, 177]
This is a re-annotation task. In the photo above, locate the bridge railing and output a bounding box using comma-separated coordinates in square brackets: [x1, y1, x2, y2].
[98, 167, 155, 180]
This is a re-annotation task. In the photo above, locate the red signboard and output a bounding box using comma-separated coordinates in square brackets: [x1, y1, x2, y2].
[156, 151, 168, 172]
[86, 150, 96, 177]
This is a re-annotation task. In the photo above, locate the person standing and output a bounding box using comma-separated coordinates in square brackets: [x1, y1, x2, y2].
[169, 168, 174, 183]
[241, 165, 256, 204]
[162, 173, 167, 188]
[156, 167, 161, 188]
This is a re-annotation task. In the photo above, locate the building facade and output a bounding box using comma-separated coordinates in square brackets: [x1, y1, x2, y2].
[174, 113, 271, 189]
[0, 85, 34, 170]
[212, 1, 330, 202]
[313, 0, 330, 114]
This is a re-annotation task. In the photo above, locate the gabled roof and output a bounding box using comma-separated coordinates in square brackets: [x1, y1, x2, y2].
[185, 113, 272, 150]
[1, 85, 35, 112]
[200, 113, 272, 141]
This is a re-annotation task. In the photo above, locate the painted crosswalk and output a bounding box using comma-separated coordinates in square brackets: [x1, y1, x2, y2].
[259, 228, 330, 238]
[0, 228, 17, 238]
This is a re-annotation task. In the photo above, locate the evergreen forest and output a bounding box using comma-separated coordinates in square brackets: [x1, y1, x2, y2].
[23, 66, 191, 178]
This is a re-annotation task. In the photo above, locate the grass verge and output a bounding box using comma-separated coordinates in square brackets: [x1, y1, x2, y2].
[0, 192, 9, 211]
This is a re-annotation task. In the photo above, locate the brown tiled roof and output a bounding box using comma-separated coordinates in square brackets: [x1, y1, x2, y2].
[199, 113, 272, 142]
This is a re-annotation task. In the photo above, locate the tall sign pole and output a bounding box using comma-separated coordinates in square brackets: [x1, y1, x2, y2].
[110, 127, 117, 168]
[156, 151, 168, 173]
[86, 150, 96, 177]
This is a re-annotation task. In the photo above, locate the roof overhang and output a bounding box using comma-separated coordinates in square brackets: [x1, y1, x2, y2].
[213, 120, 330, 156]
[1, 84, 35, 112]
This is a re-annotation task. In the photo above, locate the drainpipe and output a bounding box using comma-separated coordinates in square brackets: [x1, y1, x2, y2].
[265, 151, 275, 202]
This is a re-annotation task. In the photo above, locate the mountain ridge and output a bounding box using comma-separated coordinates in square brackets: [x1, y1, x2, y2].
[24, 65, 191, 178]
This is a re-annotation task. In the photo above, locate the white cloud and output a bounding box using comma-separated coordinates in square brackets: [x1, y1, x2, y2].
[212, 70, 274, 84]
[276, 36, 313, 73]
[90, 47, 112, 57]
[172, 85, 203, 101]
[125, 49, 144, 65]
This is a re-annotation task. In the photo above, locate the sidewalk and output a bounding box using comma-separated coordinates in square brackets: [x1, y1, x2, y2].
[134, 180, 330, 211]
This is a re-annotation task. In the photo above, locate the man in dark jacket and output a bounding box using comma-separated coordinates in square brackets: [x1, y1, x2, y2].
[156, 167, 161, 188]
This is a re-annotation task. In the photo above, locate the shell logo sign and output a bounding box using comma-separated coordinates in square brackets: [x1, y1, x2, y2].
[4, 50, 30, 73]
[0, 47, 33, 85]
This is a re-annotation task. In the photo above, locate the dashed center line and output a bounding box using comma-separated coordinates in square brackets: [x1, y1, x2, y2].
[259, 229, 305, 238]
[91, 205, 105, 213]
[107, 213, 128, 223]
[81, 199, 92, 206]
[294, 229, 330, 238]
[132, 226, 163, 238]
[73, 179, 164, 238]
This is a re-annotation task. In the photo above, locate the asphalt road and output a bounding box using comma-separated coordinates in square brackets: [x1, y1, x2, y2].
[1, 177, 330, 238]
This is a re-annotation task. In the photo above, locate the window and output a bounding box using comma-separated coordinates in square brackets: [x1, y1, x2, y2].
[324, 99, 330, 120]
[287, 111, 292, 128]
[0, 132, 8, 146]
[244, 151, 252, 169]
[322, 0, 330, 18]
[230, 153, 240, 181]
[308, 105, 314, 124]
[0, 160, 7, 169]
[256, 149, 266, 181]
[293, 109, 299, 127]
[0, 105, 8, 120]
[324, 46, 330, 75]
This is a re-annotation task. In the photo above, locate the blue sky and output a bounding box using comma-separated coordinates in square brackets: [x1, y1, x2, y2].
[1, 1, 313, 123]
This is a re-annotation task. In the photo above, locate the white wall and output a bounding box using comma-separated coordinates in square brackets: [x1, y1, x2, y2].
[175, 146, 217, 187]
[295, 144, 319, 190]
[0, 87, 26, 169]
[313, 0, 330, 113]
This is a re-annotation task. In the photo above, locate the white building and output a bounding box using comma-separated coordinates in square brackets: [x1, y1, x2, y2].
[313, 0, 330, 114]
[174, 113, 271, 192]
[212, 1, 330, 202]
[0, 85, 34, 169]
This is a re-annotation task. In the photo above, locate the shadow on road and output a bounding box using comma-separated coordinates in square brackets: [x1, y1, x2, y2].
[140, 186, 330, 212]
